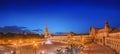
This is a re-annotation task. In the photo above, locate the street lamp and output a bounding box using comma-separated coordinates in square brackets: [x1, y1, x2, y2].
[13, 43, 17, 54]
[19, 40, 23, 54]
[14, 43, 17, 47]
[33, 41, 35, 43]
[33, 43, 37, 54]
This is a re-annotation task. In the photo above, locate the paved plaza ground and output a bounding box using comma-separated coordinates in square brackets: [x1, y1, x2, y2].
[16, 42, 67, 54]
[0, 42, 117, 54]
[79, 43, 116, 54]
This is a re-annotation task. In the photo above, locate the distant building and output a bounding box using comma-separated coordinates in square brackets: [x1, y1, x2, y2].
[44, 24, 92, 44]
[44, 20, 120, 54]
[89, 20, 120, 54]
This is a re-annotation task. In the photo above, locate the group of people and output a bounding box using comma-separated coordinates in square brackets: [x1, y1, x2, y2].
[56, 44, 81, 54]
[57, 47, 73, 54]
[11, 50, 16, 54]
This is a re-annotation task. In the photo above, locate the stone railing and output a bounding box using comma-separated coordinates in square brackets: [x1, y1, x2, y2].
[105, 37, 120, 54]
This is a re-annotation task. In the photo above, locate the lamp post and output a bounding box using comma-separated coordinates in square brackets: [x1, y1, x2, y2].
[13, 43, 17, 54]
[19, 40, 22, 54]
[33, 42, 37, 54]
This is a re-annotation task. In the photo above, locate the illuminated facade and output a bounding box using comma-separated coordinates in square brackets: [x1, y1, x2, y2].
[44, 21, 120, 53]
[44, 25, 92, 44]
[89, 20, 120, 54]
[50, 33, 92, 44]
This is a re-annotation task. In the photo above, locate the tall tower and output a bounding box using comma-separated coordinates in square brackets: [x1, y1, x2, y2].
[104, 20, 112, 37]
[104, 20, 111, 33]
[103, 20, 111, 45]
[89, 26, 96, 36]
[44, 24, 49, 38]
[104, 20, 109, 28]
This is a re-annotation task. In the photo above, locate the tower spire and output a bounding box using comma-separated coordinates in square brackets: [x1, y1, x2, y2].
[44, 24, 49, 38]
[45, 24, 48, 33]
[104, 20, 110, 28]
[104, 20, 111, 33]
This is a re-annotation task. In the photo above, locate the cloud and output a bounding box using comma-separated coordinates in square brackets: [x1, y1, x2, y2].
[0, 26, 32, 34]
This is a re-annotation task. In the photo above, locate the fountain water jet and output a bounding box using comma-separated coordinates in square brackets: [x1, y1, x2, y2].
[45, 39, 52, 44]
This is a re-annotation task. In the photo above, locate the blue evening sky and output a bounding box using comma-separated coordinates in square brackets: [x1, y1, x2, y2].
[0, 0, 120, 34]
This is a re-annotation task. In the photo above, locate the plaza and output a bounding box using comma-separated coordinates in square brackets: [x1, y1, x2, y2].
[0, 21, 120, 54]
[79, 43, 116, 54]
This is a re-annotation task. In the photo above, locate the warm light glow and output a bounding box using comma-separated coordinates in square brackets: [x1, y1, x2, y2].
[32, 41, 35, 43]
[81, 37, 85, 43]
[34, 43, 37, 47]
[72, 38, 76, 40]
[19, 40, 23, 44]
[14, 43, 17, 46]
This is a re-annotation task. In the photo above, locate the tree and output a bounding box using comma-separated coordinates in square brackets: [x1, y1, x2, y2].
[0, 32, 4, 38]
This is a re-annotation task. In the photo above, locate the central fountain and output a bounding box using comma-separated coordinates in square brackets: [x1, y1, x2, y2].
[45, 39, 53, 44]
